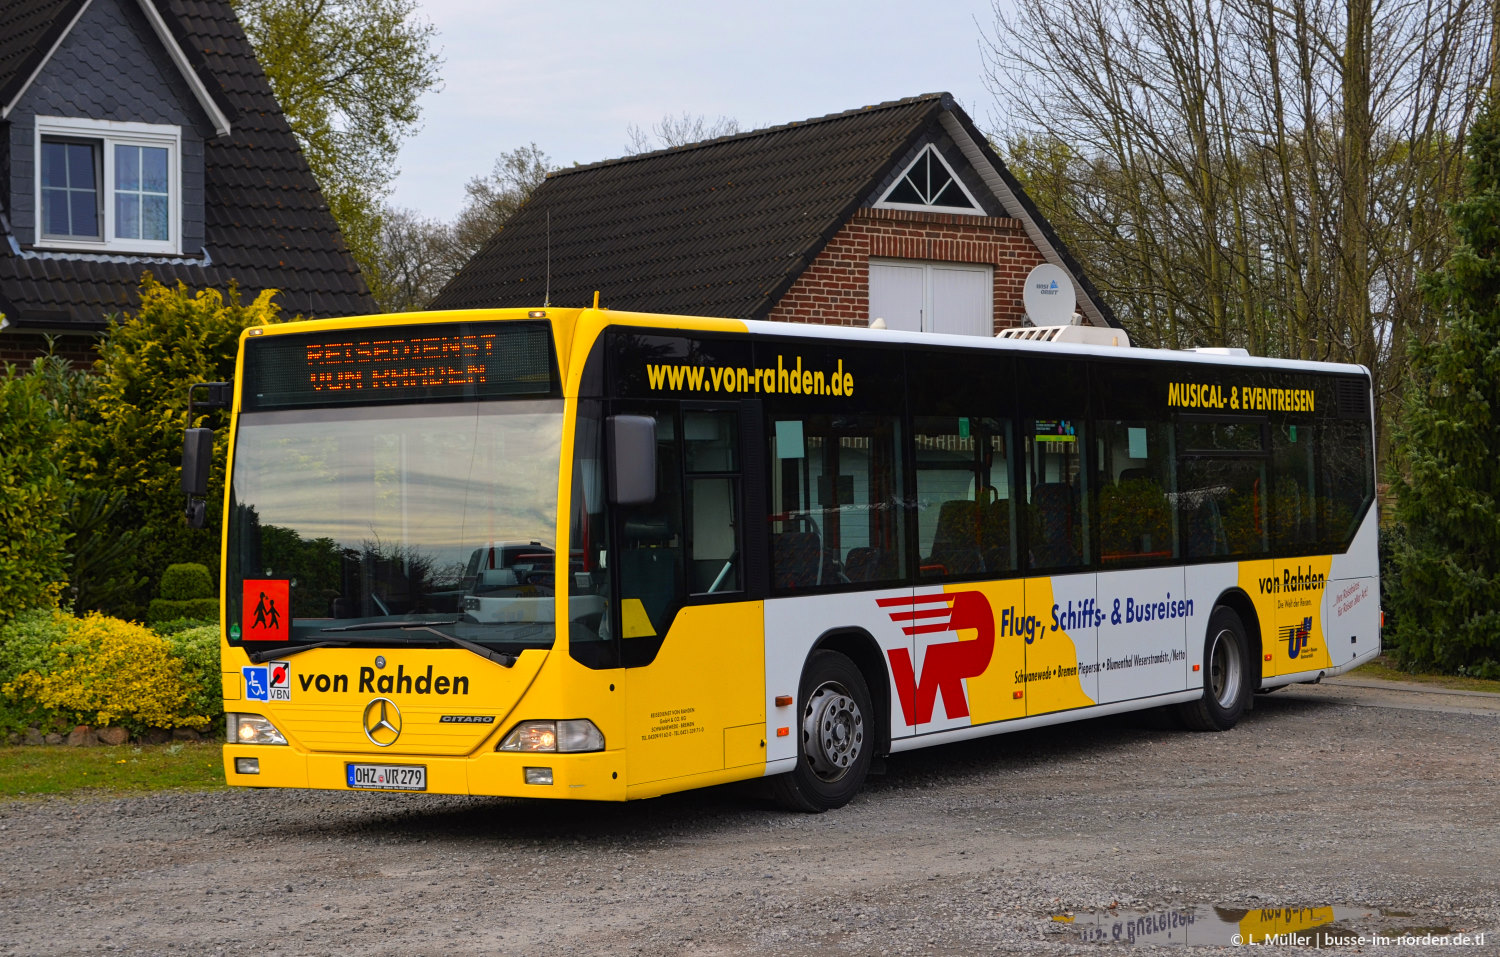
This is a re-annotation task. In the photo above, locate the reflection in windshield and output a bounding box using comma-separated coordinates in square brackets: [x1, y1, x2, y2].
[227, 400, 564, 649]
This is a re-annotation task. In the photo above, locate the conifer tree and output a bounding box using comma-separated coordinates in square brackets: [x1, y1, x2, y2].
[1386, 94, 1500, 675]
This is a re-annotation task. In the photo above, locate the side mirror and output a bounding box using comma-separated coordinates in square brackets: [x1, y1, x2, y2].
[182, 381, 231, 529]
[182, 428, 213, 497]
[182, 427, 213, 528]
[608, 415, 657, 506]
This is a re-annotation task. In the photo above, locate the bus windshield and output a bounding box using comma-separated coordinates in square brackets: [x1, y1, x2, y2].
[225, 399, 563, 653]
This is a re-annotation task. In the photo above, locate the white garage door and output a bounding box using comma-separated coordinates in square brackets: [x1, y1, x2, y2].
[868, 260, 925, 332]
[869, 259, 993, 336]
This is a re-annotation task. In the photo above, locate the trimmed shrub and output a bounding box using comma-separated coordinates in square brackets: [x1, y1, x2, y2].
[0, 609, 72, 732]
[151, 616, 217, 636]
[166, 624, 223, 728]
[160, 563, 213, 600]
[1, 611, 211, 733]
[149, 563, 218, 622]
[147, 597, 220, 624]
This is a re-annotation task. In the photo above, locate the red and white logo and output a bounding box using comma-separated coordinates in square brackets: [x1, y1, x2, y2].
[265, 659, 292, 701]
[878, 591, 995, 726]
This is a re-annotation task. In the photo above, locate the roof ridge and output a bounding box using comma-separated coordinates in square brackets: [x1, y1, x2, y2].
[548, 92, 950, 178]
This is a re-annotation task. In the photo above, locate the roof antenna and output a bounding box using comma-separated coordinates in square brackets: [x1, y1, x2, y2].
[544, 209, 551, 308]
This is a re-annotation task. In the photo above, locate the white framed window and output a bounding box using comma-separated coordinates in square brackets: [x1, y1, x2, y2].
[35, 116, 181, 254]
[869, 259, 993, 336]
[875, 144, 984, 215]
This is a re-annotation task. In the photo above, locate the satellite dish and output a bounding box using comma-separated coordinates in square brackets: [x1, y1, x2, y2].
[1023, 263, 1077, 326]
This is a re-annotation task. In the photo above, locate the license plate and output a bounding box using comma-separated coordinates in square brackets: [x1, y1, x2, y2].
[346, 763, 426, 791]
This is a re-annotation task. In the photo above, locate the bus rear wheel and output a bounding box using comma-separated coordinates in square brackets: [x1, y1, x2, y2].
[771, 650, 872, 812]
[1177, 606, 1251, 732]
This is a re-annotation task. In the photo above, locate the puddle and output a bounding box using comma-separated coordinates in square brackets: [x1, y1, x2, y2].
[1052, 905, 1471, 946]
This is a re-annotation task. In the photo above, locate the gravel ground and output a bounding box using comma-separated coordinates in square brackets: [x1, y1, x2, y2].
[2, 677, 1498, 956]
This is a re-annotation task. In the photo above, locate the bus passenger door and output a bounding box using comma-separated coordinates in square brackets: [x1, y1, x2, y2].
[618, 405, 766, 789]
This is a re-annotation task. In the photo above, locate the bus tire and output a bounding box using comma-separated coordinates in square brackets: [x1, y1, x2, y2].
[771, 650, 873, 812]
[1178, 606, 1251, 732]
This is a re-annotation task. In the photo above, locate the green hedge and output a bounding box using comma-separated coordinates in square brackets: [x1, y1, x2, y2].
[166, 624, 223, 728]
[160, 563, 214, 601]
[0, 366, 70, 623]
[147, 598, 219, 625]
[0, 609, 221, 734]
[0, 609, 66, 731]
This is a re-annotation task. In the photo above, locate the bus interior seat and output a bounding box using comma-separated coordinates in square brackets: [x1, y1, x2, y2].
[1186, 497, 1229, 556]
[1031, 482, 1079, 566]
[928, 500, 985, 576]
[772, 530, 821, 588]
[980, 500, 1011, 571]
[844, 546, 894, 582]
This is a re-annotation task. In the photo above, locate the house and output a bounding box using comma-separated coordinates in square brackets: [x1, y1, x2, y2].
[430, 93, 1118, 336]
[0, 0, 374, 364]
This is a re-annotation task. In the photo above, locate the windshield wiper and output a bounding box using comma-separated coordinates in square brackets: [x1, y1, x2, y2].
[320, 619, 517, 668]
[248, 640, 353, 664]
[247, 620, 520, 667]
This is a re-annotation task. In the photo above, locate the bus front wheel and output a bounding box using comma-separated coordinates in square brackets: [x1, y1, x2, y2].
[771, 650, 872, 812]
[1177, 606, 1251, 732]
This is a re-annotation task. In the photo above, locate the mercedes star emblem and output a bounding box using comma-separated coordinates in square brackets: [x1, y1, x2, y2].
[362, 697, 402, 747]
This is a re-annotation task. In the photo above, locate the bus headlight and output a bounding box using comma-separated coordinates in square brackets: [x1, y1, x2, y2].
[497, 719, 604, 753]
[227, 713, 287, 745]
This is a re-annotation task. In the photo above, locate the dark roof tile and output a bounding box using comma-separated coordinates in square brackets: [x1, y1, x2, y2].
[432, 93, 1119, 328]
[0, 0, 82, 108]
[1, 0, 374, 332]
[431, 95, 939, 317]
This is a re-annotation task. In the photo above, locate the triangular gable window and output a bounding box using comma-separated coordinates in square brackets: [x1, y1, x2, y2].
[877, 145, 982, 213]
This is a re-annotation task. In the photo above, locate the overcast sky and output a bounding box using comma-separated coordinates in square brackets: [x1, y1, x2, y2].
[387, 0, 1005, 222]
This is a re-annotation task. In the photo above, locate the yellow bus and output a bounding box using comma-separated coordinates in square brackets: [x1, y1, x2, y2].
[189, 306, 1379, 811]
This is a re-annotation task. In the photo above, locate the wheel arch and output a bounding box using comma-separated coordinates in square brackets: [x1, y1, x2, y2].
[810, 627, 890, 758]
[1214, 587, 1263, 690]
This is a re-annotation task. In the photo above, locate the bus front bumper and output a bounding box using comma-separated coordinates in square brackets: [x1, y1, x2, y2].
[223, 745, 627, 800]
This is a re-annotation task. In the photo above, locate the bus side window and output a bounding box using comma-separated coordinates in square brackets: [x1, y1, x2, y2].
[568, 401, 616, 667]
[1025, 417, 1090, 569]
[1097, 421, 1176, 566]
[616, 413, 684, 638]
[769, 413, 905, 590]
[914, 416, 1015, 579]
[1317, 419, 1374, 550]
[1177, 420, 1268, 558]
[1271, 421, 1317, 550]
[684, 410, 741, 595]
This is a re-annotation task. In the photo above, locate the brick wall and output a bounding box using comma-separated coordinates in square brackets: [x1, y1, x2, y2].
[0, 332, 101, 368]
[764, 207, 1047, 333]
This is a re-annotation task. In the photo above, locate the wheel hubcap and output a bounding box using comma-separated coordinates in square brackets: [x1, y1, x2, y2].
[1209, 627, 1242, 708]
[801, 680, 864, 782]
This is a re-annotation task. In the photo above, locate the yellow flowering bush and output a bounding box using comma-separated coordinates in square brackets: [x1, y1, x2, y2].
[2, 610, 210, 732]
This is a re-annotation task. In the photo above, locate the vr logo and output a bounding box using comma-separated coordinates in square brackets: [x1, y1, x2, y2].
[878, 591, 996, 726]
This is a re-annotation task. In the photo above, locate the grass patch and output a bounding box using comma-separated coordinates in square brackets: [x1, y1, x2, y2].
[0, 742, 226, 799]
[1349, 655, 1500, 694]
